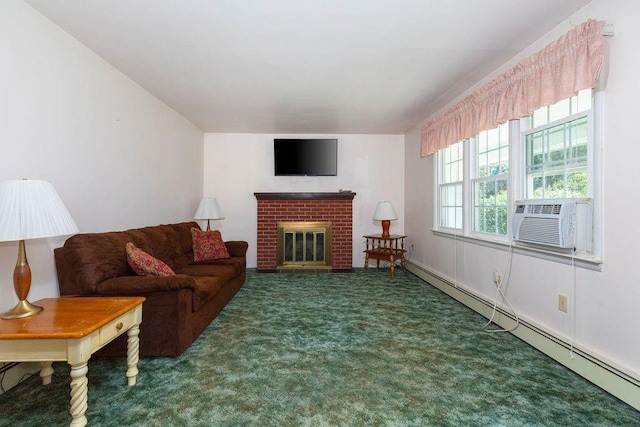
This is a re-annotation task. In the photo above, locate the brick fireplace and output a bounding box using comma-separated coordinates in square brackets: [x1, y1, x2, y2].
[255, 192, 356, 271]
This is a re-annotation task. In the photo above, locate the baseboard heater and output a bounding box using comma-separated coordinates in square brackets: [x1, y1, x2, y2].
[406, 261, 640, 410]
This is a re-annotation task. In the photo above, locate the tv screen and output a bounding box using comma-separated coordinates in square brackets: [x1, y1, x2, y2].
[274, 139, 338, 176]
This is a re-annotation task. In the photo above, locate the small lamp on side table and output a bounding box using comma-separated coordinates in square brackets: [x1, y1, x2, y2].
[194, 197, 224, 231]
[0, 179, 78, 319]
[373, 201, 398, 238]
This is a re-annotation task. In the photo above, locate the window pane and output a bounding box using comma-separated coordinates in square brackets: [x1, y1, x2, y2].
[455, 208, 463, 229]
[488, 150, 500, 172]
[472, 178, 507, 236]
[442, 141, 464, 184]
[576, 89, 592, 113]
[499, 146, 509, 173]
[440, 183, 463, 229]
[478, 153, 488, 177]
[447, 185, 456, 205]
[567, 170, 588, 197]
[549, 98, 571, 122]
[532, 107, 547, 128]
[526, 110, 590, 200]
[478, 132, 487, 153]
[496, 207, 508, 235]
[547, 126, 565, 162]
[487, 127, 500, 150]
[451, 162, 459, 183]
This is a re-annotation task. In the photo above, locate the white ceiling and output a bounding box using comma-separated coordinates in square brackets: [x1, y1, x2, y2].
[24, 0, 592, 135]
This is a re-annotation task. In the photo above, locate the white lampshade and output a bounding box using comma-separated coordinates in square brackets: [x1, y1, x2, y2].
[372, 201, 398, 221]
[194, 197, 224, 221]
[0, 179, 78, 242]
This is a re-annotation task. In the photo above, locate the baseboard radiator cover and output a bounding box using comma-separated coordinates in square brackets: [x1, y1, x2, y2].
[0, 362, 40, 395]
[407, 260, 640, 411]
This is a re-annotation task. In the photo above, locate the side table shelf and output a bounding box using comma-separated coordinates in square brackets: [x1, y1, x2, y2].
[363, 234, 407, 278]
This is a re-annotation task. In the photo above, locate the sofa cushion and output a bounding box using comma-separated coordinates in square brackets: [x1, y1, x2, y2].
[191, 256, 246, 277]
[126, 242, 176, 277]
[62, 232, 134, 293]
[190, 275, 225, 311]
[174, 264, 236, 281]
[191, 228, 230, 261]
[169, 222, 200, 268]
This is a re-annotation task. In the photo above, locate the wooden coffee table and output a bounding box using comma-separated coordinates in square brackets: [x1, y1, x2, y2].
[0, 296, 145, 427]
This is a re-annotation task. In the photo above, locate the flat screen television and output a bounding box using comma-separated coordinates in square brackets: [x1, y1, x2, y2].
[274, 138, 338, 176]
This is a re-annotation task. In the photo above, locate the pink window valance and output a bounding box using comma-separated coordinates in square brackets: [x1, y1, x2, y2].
[420, 19, 606, 157]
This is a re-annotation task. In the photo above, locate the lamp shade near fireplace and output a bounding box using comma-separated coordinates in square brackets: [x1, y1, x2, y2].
[0, 179, 78, 319]
[194, 197, 224, 231]
[373, 201, 398, 238]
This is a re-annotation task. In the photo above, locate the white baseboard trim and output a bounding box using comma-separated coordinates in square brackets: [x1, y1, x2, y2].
[0, 362, 40, 395]
[407, 261, 640, 411]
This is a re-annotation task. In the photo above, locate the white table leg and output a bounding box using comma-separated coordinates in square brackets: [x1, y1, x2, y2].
[126, 324, 140, 386]
[69, 362, 88, 427]
[40, 361, 54, 385]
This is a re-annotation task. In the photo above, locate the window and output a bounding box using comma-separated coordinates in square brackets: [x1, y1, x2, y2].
[524, 89, 591, 199]
[472, 123, 509, 236]
[435, 90, 596, 252]
[438, 141, 463, 230]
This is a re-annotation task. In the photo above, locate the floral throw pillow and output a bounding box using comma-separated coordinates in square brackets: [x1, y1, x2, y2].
[125, 242, 176, 276]
[191, 228, 230, 261]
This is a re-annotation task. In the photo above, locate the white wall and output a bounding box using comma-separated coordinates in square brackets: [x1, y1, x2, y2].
[405, 0, 639, 379]
[204, 133, 404, 268]
[0, 0, 204, 311]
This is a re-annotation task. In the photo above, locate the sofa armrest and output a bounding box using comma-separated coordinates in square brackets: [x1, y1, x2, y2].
[225, 241, 248, 258]
[93, 274, 198, 295]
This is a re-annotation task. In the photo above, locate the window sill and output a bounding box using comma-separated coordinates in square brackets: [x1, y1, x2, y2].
[432, 229, 603, 271]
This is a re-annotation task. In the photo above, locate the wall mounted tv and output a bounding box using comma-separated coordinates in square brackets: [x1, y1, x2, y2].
[274, 138, 338, 176]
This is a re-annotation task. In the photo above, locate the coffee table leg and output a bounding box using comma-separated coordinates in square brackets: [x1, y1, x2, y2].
[69, 362, 88, 427]
[40, 361, 54, 385]
[126, 324, 141, 386]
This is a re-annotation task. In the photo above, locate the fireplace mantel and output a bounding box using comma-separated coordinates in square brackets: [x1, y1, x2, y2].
[254, 192, 356, 201]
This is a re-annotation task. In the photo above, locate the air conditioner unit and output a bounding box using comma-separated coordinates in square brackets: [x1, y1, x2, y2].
[512, 199, 578, 249]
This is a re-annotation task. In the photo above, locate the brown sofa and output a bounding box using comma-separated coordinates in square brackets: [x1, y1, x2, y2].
[54, 221, 247, 357]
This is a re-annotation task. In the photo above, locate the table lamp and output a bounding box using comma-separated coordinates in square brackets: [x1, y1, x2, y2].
[0, 179, 78, 319]
[373, 201, 398, 238]
[194, 197, 224, 231]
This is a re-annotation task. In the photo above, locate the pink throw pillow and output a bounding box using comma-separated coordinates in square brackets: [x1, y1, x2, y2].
[191, 228, 230, 261]
[126, 242, 176, 276]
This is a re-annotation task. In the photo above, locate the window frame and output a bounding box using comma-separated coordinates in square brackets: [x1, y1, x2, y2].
[469, 122, 511, 241]
[437, 141, 465, 232]
[520, 92, 593, 200]
[433, 90, 602, 264]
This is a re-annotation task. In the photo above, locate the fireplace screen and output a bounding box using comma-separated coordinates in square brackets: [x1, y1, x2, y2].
[277, 222, 332, 268]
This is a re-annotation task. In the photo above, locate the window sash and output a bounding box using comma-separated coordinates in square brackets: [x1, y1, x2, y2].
[524, 111, 590, 199]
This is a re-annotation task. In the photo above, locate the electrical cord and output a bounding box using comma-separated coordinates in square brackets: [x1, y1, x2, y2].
[482, 241, 520, 333]
[569, 248, 577, 359]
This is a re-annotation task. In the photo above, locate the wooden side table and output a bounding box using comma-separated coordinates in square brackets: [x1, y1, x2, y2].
[363, 234, 407, 278]
[0, 296, 145, 427]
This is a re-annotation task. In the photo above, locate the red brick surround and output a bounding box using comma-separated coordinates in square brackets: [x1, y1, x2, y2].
[255, 192, 356, 271]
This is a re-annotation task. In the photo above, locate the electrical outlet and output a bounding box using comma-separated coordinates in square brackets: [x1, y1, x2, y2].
[410, 244, 415, 251]
[493, 270, 503, 285]
[558, 294, 569, 313]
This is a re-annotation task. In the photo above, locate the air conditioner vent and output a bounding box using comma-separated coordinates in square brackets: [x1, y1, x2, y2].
[518, 217, 561, 246]
[526, 203, 562, 215]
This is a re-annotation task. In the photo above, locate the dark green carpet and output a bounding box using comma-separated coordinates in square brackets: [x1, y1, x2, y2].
[1, 269, 639, 426]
